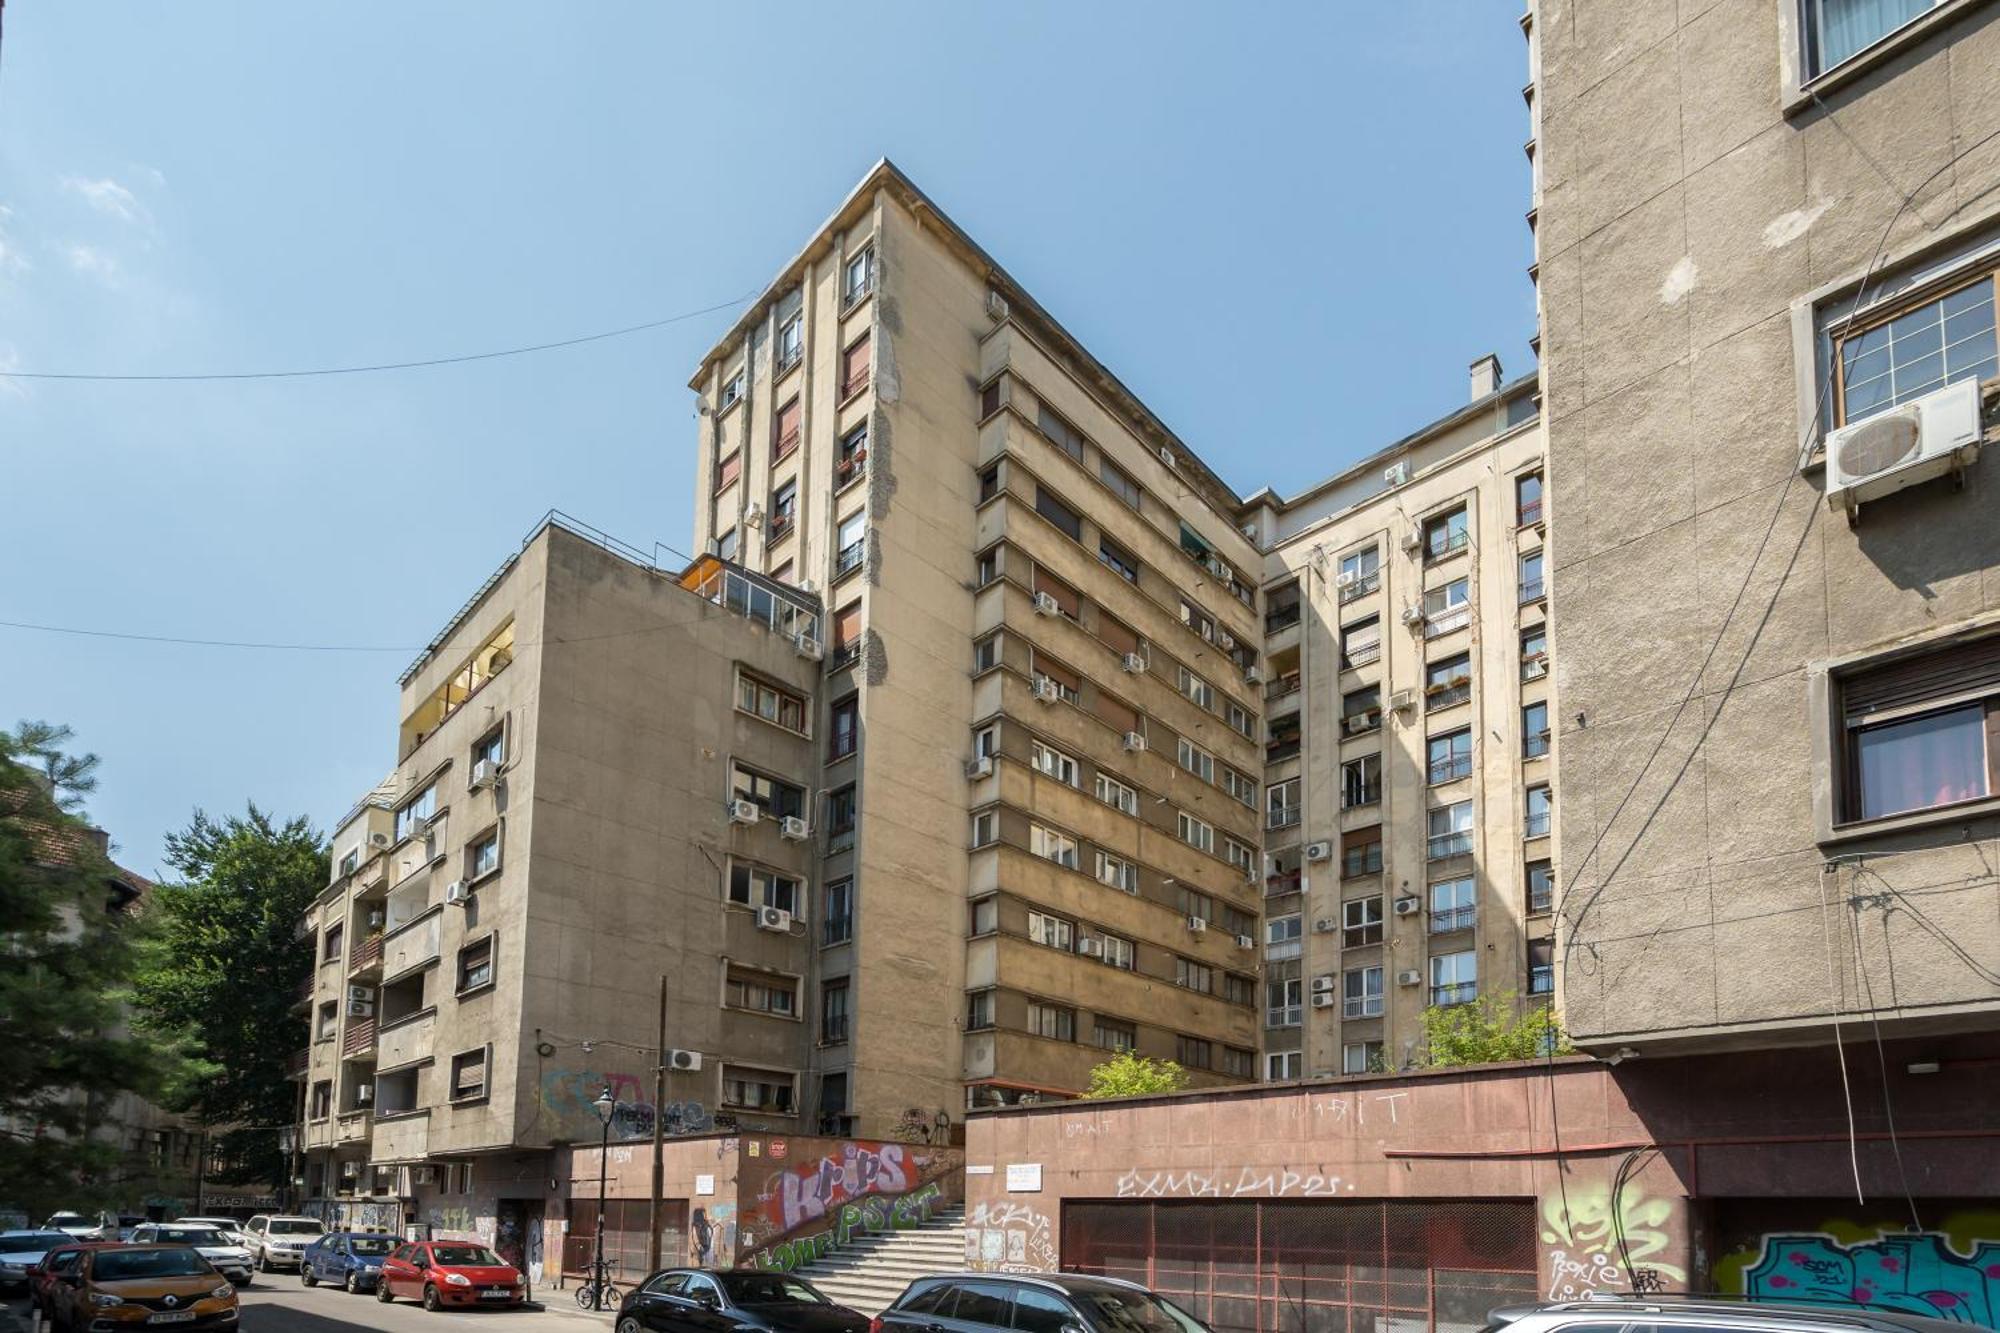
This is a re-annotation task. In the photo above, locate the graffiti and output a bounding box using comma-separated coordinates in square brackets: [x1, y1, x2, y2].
[1113, 1166, 1346, 1198]
[769, 1141, 916, 1230]
[428, 1205, 478, 1238]
[748, 1182, 944, 1271]
[1541, 1185, 1684, 1299]
[690, 1204, 736, 1267]
[966, 1200, 1057, 1274]
[1310, 1091, 1409, 1128]
[1745, 1233, 2000, 1325]
[539, 1068, 712, 1141]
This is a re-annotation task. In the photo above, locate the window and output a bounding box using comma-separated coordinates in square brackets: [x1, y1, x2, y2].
[715, 452, 741, 494]
[1343, 615, 1381, 669]
[771, 560, 794, 585]
[1517, 471, 1544, 526]
[823, 877, 853, 945]
[467, 830, 500, 879]
[975, 548, 999, 588]
[1224, 972, 1255, 1005]
[1176, 737, 1215, 783]
[1528, 939, 1555, 996]
[1035, 487, 1083, 541]
[1429, 801, 1474, 859]
[776, 315, 803, 371]
[1176, 1036, 1212, 1070]
[310, 1080, 332, 1119]
[974, 633, 1001, 673]
[322, 922, 345, 963]
[1176, 666, 1214, 711]
[835, 511, 866, 577]
[1222, 1047, 1255, 1078]
[1037, 404, 1086, 460]
[715, 527, 739, 563]
[1266, 581, 1302, 633]
[315, 1001, 338, 1041]
[1179, 598, 1216, 643]
[969, 897, 998, 936]
[1427, 728, 1473, 785]
[1031, 741, 1080, 787]
[830, 602, 863, 668]
[1267, 976, 1303, 1028]
[1526, 785, 1554, 839]
[1834, 263, 1997, 424]
[1828, 633, 2000, 823]
[1261, 777, 1299, 831]
[836, 422, 869, 486]
[1521, 626, 1549, 681]
[773, 396, 802, 458]
[738, 673, 808, 734]
[1523, 701, 1551, 758]
[339, 848, 360, 876]
[842, 246, 874, 305]
[1342, 685, 1381, 735]
[472, 727, 505, 772]
[1342, 828, 1383, 878]
[1267, 1051, 1302, 1080]
[1266, 914, 1303, 960]
[1033, 657, 1081, 704]
[725, 967, 799, 1018]
[1224, 836, 1256, 873]
[978, 379, 1003, 419]
[1098, 933, 1135, 970]
[965, 990, 995, 1030]
[1097, 615, 1140, 660]
[1424, 578, 1471, 637]
[769, 479, 798, 536]
[720, 371, 745, 409]
[394, 782, 437, 842]
[1030, 824, 1078, 869]
[1423, 506, 1469, 561]
[729, 863, 800, 914]
[978, 463, 1001, 503]
[829, 695, 858, 760]
[1520, 550, 1546, 605]
[1027, 911, 1075, 951]
[450, 1048, 487, 1102]
[1527, 859, 1555, 915]
[1093, 1017, 1136, 1051]
[1095, 851, 1138, 894]
[1098, 537, 1139, 583]
[1339, 546, 1380, 601]
[1027, 1002, 1076, 1042]
[1342, 755, 1381, 809]
[1177, 887, 1215, 922]
[826, 785, 857, 849]
[1226, 701, 1254, 738]
[1174, 957, 1212, 993]
[1426, 652, 1473, 710]
[1431, 951, 1477, 1007]
[970, 810, 998, 847]
[1100, 457, 1141, 509]
[1343, 965, 1385, 1019]
[722, 1067, 795, 1113]
[732, 764, 804, 818]
[1177, 812, 1214, 853]
[1342, 896, 1383, 949]
[1806, 0, 1951, 79]
[1429, 876, 1476, 934]
[1095, 772, 1139, 816]
[1343, 1041, 1385, 1075]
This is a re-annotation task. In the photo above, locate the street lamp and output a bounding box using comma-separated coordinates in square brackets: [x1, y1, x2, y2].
[591, 1085, 616, 1312]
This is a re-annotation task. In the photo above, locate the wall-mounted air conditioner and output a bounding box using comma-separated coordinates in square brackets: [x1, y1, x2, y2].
[756, 906, 793, 934]
[668, 1049, 703, 1072]
[1244, 665, 1263, 684]
[1186, 916, 1208, 934]
[780, 816, 810, 841]
[1121, 653, 1147, 673]
[1077, 937, 1103, 957]
[1384, 461, 1410, 487]
[1313, 918, 1336, 934]
[1033, 592, 1061, 617]
[1311, 993, 1337, 1009]
[470, 759, 498, 790]
[1400, 528, 1423, 552]
[368, 831, 391, 850]
[1310, 975, 1335, 993]
[1389, 689, 1416, 713]
[1122, 731, 1147, 752]
[1234, 934, 1255, 949]
[985, 290, 1011, 323]
[1825, 379, 1983, 523]
[444, 881, 469, 906]
[1400, 605, 1427, 628]
[729, 799, 760, 825]
[794, 634, 824, 661]
[1393, 895, 1421, 915]
[347, 984, 375, 1005]
[1335, 570, 1357, 590]
[964, 755, 994, 780]
[1397, 969, 1423, 987]
[356, 1083, 374, 1105]
[1304, 841, 1332, 862]
[1033, 678, 1062, 703]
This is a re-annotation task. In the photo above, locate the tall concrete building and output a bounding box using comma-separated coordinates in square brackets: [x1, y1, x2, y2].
[1238, 363, 1550, 1079]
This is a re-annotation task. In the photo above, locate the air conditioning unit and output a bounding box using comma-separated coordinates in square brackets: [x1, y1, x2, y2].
[1311, 974, 1336, 993]
[1244, 665, 1263, 683]
[1401, 528, 1424, 552]
[347, 984, 374, 1005]
[1186, 916, 1208, 934]
[1122, 731, 1147, 752]
[1389, 688, 1416, 713]
[729, 799, 761, 825]
[985, 290, 1011, 323]
[668, 1049, 703, 1072]
[368, 831, 391, 850]
[1033, 678, 1062, 703]
[1234, 934, 1255, 949]
[1033, 592, 1061, 617]
[1077, 937, 1103, 957]
[744, 502, 765, 528]
[1384, 461, 1410, 487]
[470, 759, 498, 790]
[780, 816, 810, 841]
[1311, 993, 1337, 1009]
[1397, 969, 1423, 987]
[1121, 652, 1147, 673]
[1400, 604, 1427, 628]
[1219, 630, 1237, 651]
[346, 998, 373, 1018]
[756, 905, 793, 933]
[1394, 895, 1421, 916]
[1240, 522, 1258, 542]
[794, 634, 824, 661]
[1313, 918, 1336, 934]
[1159, 446, 1177, 469]
[1335, 570, 1357, 590]
[444, 880, 469, 906]
[1825, 378, 1983, 522]
[356, 1083, 374, 1105]
[964, 755, 994, 780]
[1305, 841, 1332, 862]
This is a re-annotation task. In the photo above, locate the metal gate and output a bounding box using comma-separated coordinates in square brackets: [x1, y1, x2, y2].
[1062, 1199, 1537, 1333]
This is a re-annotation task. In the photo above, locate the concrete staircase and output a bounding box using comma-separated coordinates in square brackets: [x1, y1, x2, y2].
[798, 1205, 966, 1315]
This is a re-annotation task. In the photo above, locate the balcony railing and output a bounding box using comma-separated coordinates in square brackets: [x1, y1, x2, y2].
[1525, 730, 1552, 759]
[1266, 807, 1302, 831]
[1265, 1005, 1302, 1028]
[835, 539, 865, 577]
[1519, 499, 1544, 527]
[341, 1016, 378, 1058]
[821, 1015, 849, 1043]
[1525, 813, 1553, 839]
[1424, 606, 1471, 639]
[1529, 884, 1554, 914]
[1265, 870, 1302, 897]
[1343, 994, 1384, 1020]
[1529, 967, 1555, 996]
[1344, 641, 1381, 671]
[1520, 578, 1546, 604]
[1428, 754, 1473, 785]
[1266, 738, 1301, 763]
[1342, 848, 1383, 878]
[1429, 905, 1477, 934]
[823, 915, 853, 946]
[1342, 782, 1382, 809]
[836, 450, 868, 488]
[1428, 831, 1473, 860]
[1521, 652, 1549, 681]
[1265, 675, 1302, 704]
[294, 976, 314, 1005]
[767, 513, 795, 542]
[1265, 605, 1302, 634]
[335, 1111, 371, 1144]
[1431, 982, 1478, 1007]
[1427, 679, 1472, 711]
[286, 1048, 310, 1079]
[1339, 571, 1381, 604]
[1424, 530, 1470, 563]
[1265, 939, 1302, 962]
[829, 639, 860, 670]
[347, 932, 384, 975]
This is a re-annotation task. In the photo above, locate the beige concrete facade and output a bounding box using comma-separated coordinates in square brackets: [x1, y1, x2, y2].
[1238, 370, 1552, 1077]
[1530, 0, 2000, 1050]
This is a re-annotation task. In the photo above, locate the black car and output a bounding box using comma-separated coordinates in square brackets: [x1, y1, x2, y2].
[617, 1269, 869, 1333]
[880, 1274, 1211, 1333]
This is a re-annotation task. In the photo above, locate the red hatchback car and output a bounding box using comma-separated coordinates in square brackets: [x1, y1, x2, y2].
[376, 1240, 525, 1311]
[29, 1241, 122, 1320]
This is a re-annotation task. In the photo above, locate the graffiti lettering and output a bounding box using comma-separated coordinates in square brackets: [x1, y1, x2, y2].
[747, 1182, 944, 1271]
[1747, 1233, 2000, 1325]
[775, 1142, 915, 1229]
[1113, 1166, 1346, 1198]
[1310, 1091, 1409, 1127]
[539, 1067, 712, 1141]
[1540, 1185, 1684, 1298]
[966, 1200, 1057, 1274]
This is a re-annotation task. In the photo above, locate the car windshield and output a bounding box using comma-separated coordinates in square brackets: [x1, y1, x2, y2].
[2, 1233, 73, 1251]
[1071, 1289, 1210, 1333]
[48, 1215, 90, 1227]
[95, 1250, 211, 1281]
[722, 1273, 827, 1304]
[153, 1227, 226, 1245]
[269, 1220, 324, 1236]
[349, 1236, 395, 1255]
[431, 1245, 502, 1266]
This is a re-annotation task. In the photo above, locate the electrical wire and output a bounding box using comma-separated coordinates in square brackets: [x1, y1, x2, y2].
[1845, 874, 1924, 1233]
[0, 291, 755, 382]
[1819, 867, 1867, 1206]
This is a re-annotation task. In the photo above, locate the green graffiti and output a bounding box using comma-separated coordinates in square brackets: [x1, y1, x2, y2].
[749, 1181, 944, 1271]
[1542, 1184, 1685, 1297]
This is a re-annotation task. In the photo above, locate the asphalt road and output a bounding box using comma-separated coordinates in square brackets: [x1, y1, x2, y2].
[5, 1278, 616, 1333]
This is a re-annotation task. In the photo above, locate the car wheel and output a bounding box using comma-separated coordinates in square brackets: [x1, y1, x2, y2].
[619, 1319, 646, 1333]
[346, 1269, 361, 1294]
[256, 1252, 268, 1273]
[377, 1279, 395, 1304]
[423, 1283, 442, 1312]
[302, 1264, 318, 1286]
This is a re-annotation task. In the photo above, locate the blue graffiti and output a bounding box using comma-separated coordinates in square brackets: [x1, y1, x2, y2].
[1747, 1233, 2000, 1326]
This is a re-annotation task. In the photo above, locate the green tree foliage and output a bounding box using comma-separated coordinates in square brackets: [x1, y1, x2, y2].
[0, 721, 164, 1217]
[1419, 993, 1573, 1068]
[1082, 1052, 1192, 1099]
[132, 806, 326, 1190]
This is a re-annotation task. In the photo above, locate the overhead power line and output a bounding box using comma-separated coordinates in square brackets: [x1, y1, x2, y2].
[0, 618, 416, 653]
[0, 291, 755, 382]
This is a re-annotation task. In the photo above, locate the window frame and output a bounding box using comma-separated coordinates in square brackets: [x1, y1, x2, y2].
[455, 934, 495, 996]
[448, 1047, 489, 1104]
[736, 670, 810, 737]
[728, 861, 802, 915]
[724, 966, 802, 1020]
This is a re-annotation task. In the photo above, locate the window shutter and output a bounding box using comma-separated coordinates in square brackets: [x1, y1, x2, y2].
[1098, 617, 1139, 657]
[832, 604, 862, 649]
[1092, 690, 1138, 735]
[1037, 658, 1082, 697]
[775, 398, 801, 448]
[1032, 567, 1081, 617]
[1842, 634, 2000, 723]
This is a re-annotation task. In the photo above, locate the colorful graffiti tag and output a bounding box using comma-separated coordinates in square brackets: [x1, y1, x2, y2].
[746, 1182, 945, 1271]
[1540, 1183, 1684, 1299]
[770, 1141, 916, 1230]
[1744, 1232, 2000, 1325]
[539, 1067, 712, 1141]
[966, 1200, 1057, 1274]
[736, 1137, 962, 1271]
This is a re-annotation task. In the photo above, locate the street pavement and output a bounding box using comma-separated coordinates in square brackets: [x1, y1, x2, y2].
[5, 1278, 620, 1333]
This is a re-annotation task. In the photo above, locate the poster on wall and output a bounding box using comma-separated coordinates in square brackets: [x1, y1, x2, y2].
[695, 1175, 715, 1196]
[1005, 1163, 1042, 1193]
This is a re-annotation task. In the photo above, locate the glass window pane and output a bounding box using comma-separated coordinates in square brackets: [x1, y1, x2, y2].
[1855, 705, 1988, 820]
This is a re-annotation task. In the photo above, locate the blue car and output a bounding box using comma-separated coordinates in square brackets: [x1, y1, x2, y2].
[300, 1231, 398, 1293]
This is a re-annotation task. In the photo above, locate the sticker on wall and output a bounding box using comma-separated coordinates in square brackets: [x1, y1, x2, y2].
[695, 1174, 715, 1197]
[966, 1164, 995, 1176]
[770, 1140, 788, 1160]
[748, 1141, 762, 1158]
[1005, 1163, 1043, 1193]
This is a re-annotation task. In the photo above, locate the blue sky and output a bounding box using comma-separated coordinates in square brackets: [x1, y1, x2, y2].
[0, 2, 1535, 875]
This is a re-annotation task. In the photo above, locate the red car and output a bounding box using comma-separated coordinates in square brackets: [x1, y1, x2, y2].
[29, 1241, 122, 1320]
[376, 1239, 525, 1311]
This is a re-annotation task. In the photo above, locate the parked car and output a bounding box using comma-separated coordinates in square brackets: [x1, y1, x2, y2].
[300, 1231, 397, 1293]
[617, 1269, 868, 1333]
[0, 1231, 78, 1294]
[240, 1213, 325, 1272]
[112, 1217, 148, 1243]
[175, 1217, 247, 1245]
[878, 1274, 1211, 1333]
[129, 1223, 254, 1285]
[44, 1212, 113, 1242]
[1485, 1296, 1975, 1333]
[45, 1242, 239, 1332]
[375, 1239, 526, 1311]
[26, 1241, 121, 1319]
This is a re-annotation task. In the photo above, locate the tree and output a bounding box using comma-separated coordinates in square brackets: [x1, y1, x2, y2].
[132, 806, 326, 1191]
[1082, 1052, 1192, 1099]
[0, 721, 164, 1217]
[1419, 993, 1573, 1068]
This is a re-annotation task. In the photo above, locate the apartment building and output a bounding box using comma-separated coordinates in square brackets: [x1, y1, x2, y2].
[687, 161, 1265, 1122]
[1238, 361, 1550, 1079]
[295, 516, 824, 1229]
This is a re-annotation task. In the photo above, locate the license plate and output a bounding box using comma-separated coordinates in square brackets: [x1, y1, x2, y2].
[148, 1314, 197, 1325]
[480, 1288, 513, 1299]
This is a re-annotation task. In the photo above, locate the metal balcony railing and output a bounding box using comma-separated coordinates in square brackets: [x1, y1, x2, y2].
[823, 915, 853, 946]
[1344, 641, 1381, 669]
[1428, 754, 1473, 785]
[1266, 807, 1302, 831]
[1525, 730, 1552, 759]
[1343, 782, 1382, 809]
[835, 539, 865, 577]
[1429, 905, 1477, 934]
[1265, 1005, 1301, 1028]
[1265, 870, 1302, 897]
[1265, 605, 1302, 634]
[286, 1048, 310, 1079]
[1525, 813, 1553, 839]
[1265, 675, 1302, 703]
[1425, 530, 1470, 563]
[1424, 606, 1471, 639]
[347, 932, 383, 975]
[1428, 831, 1474, 860]
[836, 450, 868, 488]
[1529, 967, 1555, 996]
[1431, 982, 1478, 1008]
[1529, 884, 1554, 914]
[1427, 679, 1472, 710]
[341, 1017, 378, 1058]
[1521, 652, 1549, 681]
[1520, 578, 1546, 604]
[1343, 994, 1384, 1020]
[1266, 739, 1301, 763]
[294, 976, 314, 1004]
[1519, 499, 1544, 527]
[1339, 571, 1381, 604]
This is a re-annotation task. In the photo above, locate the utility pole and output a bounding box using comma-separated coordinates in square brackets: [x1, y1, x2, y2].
[646, 973, 667, 1273]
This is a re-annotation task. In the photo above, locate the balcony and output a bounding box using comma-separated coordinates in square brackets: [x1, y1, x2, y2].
[1426, 679, 1472, 711]
[286, 1048, 310, 1080]
[1265, 1005, 1302, 1028]
[382, 911, 441, 978]
[376, 1009, 436, 1070]
[347, 932, 384, 978]
[335, 1111, 371, 1145]
[1265, 939, 1302, 962]
[1428, 754, 1473, 785]
[1265, 870, 1302, 898]
[1524, 730, 1552, 760]
[1427, 831, 1473, 860]
[371, 1112, 428, 1163]
[1431, 982, 1478, 1008]
[1266, 738, 1301, 764]
[1424, 531, 1470, 564]
[341, 1016, 378, 1059]
[293, 976, 314, 1009]
[1264, 604, 1301, 635]
[836, 450, 868, 490]
[1424, 606, 1471, 639]
[1429, 905, 1477, 935]
[1266, 807, 1301, 832]
[1341, 710, 1380, 738]
[1339, 571, 1380, 604]
[1530, 967, 1555, 996]
[1525, 813, 1553, 840]
[1521, 652, 1549, 682]
[1343, 641, 1381, 670]
[1519, 498, 1544, 527]
[835, 538, 865, 578]
[1264, 674, 1302, 705]
[1342, 780, 1381, 809]
[1343, 995, 1384, 1020]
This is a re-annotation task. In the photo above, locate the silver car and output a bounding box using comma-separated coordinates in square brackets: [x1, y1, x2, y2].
[0, 1230, 76, 1292]
[130, 1222, 255, 1285]
[1486, 1296, 1974, 1333]
[243, 1213, 326, 1272]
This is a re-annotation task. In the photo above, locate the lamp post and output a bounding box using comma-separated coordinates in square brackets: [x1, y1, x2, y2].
[591, 1085, 615, 1312]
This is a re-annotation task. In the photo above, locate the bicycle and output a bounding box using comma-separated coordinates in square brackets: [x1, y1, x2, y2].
[575, 1258, 617, 1311]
